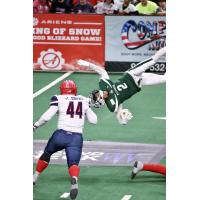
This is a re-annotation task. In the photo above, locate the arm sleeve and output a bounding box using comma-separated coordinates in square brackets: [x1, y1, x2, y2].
[50, 95, 58, 106]
[116, 104, 123, 113]
[116, 104, 126, 124]
[34, 106, 58, 127]
[86, 108, 98, 124]
[34, 95, 58, 127]
[116, 104, 123, 117]
[88, 62, 110, 80]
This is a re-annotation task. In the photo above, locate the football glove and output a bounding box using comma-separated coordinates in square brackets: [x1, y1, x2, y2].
[33, 124, 38, 132]
[116, 109, 133, 125]
[77, 59, 90, 67]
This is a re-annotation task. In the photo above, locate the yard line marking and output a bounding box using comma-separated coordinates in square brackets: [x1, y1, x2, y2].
[121, 195, 132, 200]
[60, 192, 70, 198]
[152, 117, 166, 120]
[33, 71, 73, 99]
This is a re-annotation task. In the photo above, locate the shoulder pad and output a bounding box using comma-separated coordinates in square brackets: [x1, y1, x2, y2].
[50, 95, 58, 106]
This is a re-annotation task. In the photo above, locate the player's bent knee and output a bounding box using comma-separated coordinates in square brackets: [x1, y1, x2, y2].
[39, 151, 51, 163]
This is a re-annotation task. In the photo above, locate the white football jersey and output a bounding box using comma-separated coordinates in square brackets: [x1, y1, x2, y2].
[35, 94, 97, 134]
[52, 94, 97, 133]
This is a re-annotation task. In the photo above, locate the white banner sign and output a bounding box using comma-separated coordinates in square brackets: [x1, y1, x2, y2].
[105, 16, 166, 62]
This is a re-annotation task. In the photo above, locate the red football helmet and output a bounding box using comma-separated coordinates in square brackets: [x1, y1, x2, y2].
[60, 80, 77, 95]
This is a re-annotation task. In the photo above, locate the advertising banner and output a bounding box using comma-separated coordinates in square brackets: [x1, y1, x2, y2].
[33, 14, 105, 71]
[105, 16, 166, 73]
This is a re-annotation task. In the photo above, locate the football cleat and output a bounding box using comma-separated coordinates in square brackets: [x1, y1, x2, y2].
[70, 177, 78, 200]
[33, 171, 40, 185]
[131, 161, 144, 179]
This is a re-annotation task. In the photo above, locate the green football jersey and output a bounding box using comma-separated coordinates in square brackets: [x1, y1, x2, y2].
[99, 73, 141, 112]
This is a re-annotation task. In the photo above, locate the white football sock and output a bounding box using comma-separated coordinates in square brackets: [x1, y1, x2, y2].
[152, 47, 166, 62]
[33, 171, 40, 183]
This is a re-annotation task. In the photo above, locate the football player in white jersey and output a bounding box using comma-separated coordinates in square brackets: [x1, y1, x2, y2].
[33, 80, 97, 200]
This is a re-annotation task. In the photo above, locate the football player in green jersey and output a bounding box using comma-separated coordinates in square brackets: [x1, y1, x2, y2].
[77, 47, 166, 124]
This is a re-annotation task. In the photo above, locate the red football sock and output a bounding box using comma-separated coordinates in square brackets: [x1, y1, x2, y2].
[68, 165, 80, 178]
[36, 159, 49, 173]
[143, 164, 166, 175]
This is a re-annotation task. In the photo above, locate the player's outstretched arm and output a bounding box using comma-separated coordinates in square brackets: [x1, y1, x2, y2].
[33, 106, 58, 132]
[77, 60, 110, 80]
[86, 108, 98, 124]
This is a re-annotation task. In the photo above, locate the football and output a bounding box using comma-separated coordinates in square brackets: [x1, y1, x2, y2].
[118, 109, 133, 125]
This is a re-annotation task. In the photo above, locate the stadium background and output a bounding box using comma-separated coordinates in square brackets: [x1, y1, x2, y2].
[33, 14, 166, 200]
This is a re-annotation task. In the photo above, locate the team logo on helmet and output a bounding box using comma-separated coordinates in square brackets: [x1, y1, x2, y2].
[38, 49, 65, 70]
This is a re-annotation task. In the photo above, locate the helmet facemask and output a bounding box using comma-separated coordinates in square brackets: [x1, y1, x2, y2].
[89, 90, 105, 108]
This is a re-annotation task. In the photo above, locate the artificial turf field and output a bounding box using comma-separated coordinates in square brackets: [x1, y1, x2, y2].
[33, 71, 166, 200]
